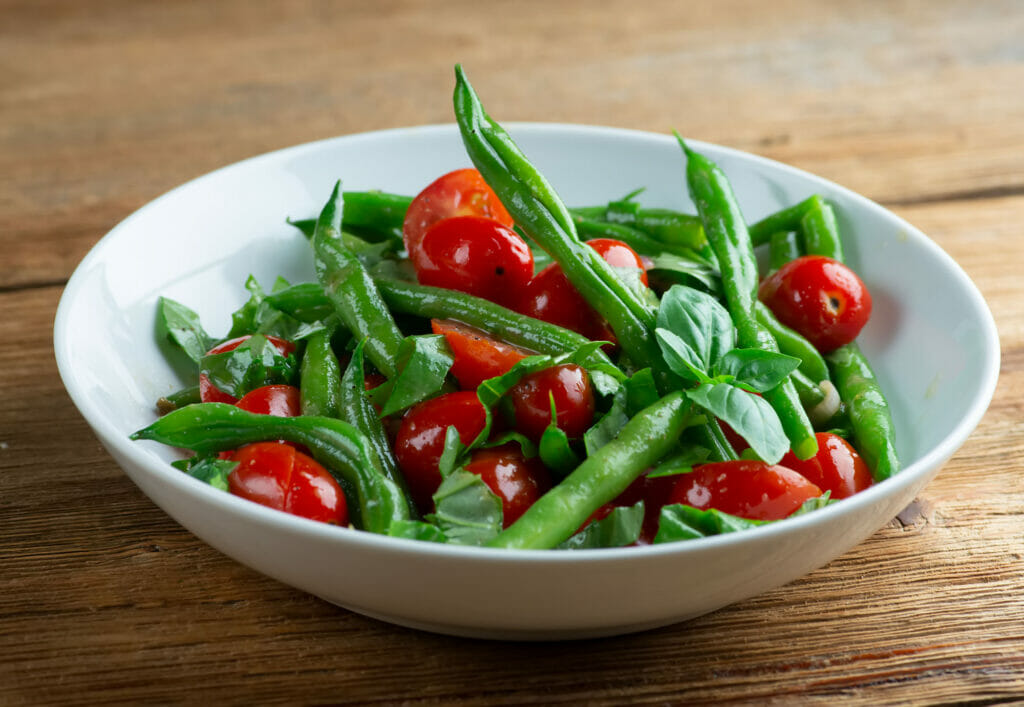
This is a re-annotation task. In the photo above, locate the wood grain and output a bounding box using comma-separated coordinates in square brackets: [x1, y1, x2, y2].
[3, 0, 1024, 704]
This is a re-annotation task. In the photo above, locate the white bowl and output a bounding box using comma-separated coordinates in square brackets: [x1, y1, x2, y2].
[54, 124, 999, 640]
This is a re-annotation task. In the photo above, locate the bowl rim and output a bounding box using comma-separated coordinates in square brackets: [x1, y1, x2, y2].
[54, 122, 1001, 564]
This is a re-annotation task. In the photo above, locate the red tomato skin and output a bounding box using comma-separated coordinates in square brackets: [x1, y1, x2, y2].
[394, 392, 489, 510]
[780, 432, 873, 500]
[758, 255, 872, 353]
[513, 263, 616, 344]
[579, 473, 676, 544]
[402, 168, 514, 256]
[431, 319, 531, 390]
[228, 442, 296, 511]
[669, 460, 823, 521]
[463, 445, 552, 527]
[284, 452, 348, 525]
[412, 216, 533, 306]
[235, 384, 301, 417]
[200, 335, 296, 403]
[509, 364, 595, 441]
[586, 238, 649, 286]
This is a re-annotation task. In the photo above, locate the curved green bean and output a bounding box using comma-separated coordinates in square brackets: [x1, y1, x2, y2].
[300, 329, 342, 418]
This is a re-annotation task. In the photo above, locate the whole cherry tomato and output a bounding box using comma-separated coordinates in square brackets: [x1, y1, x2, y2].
[412, 215, 534, 306]
[393, 391, 489, 510]
[463, 445, 552, 527]
[508, 364, 595, 441]
[584, 472, 678, 544]
[431, 319, 531, 390]
[585, 238, 649, 286]
[228, 442, 347, 525]
[513, 263, 616, 344]
[199, 335, 296, 404]
[402, 168, 514, 257]
[779, 432, 873, 499]
[234, 384, 302, 417]
[758, 255, 872, 353]
[669, 460, 823, 521]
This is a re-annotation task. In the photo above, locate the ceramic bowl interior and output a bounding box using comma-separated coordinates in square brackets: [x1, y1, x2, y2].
[54, 124, 999, 640]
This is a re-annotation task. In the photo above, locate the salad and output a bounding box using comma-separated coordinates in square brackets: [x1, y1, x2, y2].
[133, 66, 899, 550]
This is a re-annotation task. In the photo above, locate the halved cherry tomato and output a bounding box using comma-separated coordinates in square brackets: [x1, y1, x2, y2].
[758, 255, 872, 353]
[463, 445, 551, 527]
[513, 263, 616, 344]
[412, 215, 533, 306]
[235, 384, 302, 417]
[402, 168, 514, 257]
[393, 391, 489, 510]
[228, 442, 347, 525]
[586, 238, 649, 286]
[431, 319, 531, 390]
[508, 363, 595, 441]
[199, 335, 296, 404]
[669, 460, 823, 521]
[779, 432, 873, 499]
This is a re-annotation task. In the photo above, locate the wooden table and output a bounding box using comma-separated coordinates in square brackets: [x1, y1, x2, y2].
[4, 1, 1023, 703]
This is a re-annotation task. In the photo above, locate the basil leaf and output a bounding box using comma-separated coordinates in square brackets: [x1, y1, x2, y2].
[377, 335, 454, 418]
[655, 328, 714, 383]
[655, 284, 735, 372]
[647, 252, 722, 296]
[558, 502, 645, 550]
[482, 430, 538, 459]
[654, 504, 767, 543]
[172, 455, 236, 492]
[646, 447, 710, 479]
[156, 297, 213, 365]
[584, 387, 629, 456]
[200, 334, 299, 399]
[538, 424, 581, 477]
[429, 470, 503, 546]
[388, 520, 448, 543]
[227, 275, 306, 341]
[715, 349, 801, 393]
[437, 425, 466, 479]
[685, 382, 789, 464]
[624, 368, 660, 415]
[791, 493, 834, 516]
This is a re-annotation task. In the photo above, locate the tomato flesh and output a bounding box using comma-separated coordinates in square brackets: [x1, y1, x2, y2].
[228, 441, 347, 525]
[393, 391, 489, 510]
[463, 445, 551, 527]
[402, 168, 514, 257]
[586, 238, 649, 286]
[780, 432, 873, 499]
[431, 319, 531, 390]
[669, 460, 823, 521]
[508, 364, 595, 441]
[758, 255, 872, 353]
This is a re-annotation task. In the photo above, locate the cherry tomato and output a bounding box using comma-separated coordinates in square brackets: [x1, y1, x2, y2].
[463, 445, 551, 527]
[585, 238, 649, 286]
[234, 384, 301, 417]
[431, 319, 531, 390]
[669, 460, 823, 521]
[199, 335, 296, 404]
[513, 263, 616, 344]
[758, 255, 872, 353]
[228, 442, 347, 525]
[508, 364, 595, 441]
[402, 168, 514, 256]
[584, 473, 678, 544]
[393, 391, 489, 510]
[779, 432, 873, 499]
[412, 216, 533, 306]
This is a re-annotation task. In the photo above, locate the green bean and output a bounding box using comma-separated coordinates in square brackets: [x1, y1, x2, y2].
[826, 344, 899, 480]
[692, 418, 739, 462]
[680, 137, 817, 460]
[265, 283, 335, 323]
[289, 190, 412, 241]
[789, 369, 826, 409]
[299, 329, 342, 418]
[748, 195, 818, 247]
[570, 201, 706, 250]
[339, 341, 417, 516]
[800, 195, 844, 262]
[156, 385, 201, 414]
[131, 403, 412, 533]
[453, 66, 673, 390]
[573, 216, 707, 261]
[768, 231, 802, 272]
[488, 391, 691, 549]
[313, 182, 405, 378]
[755, 301, 831, 385]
